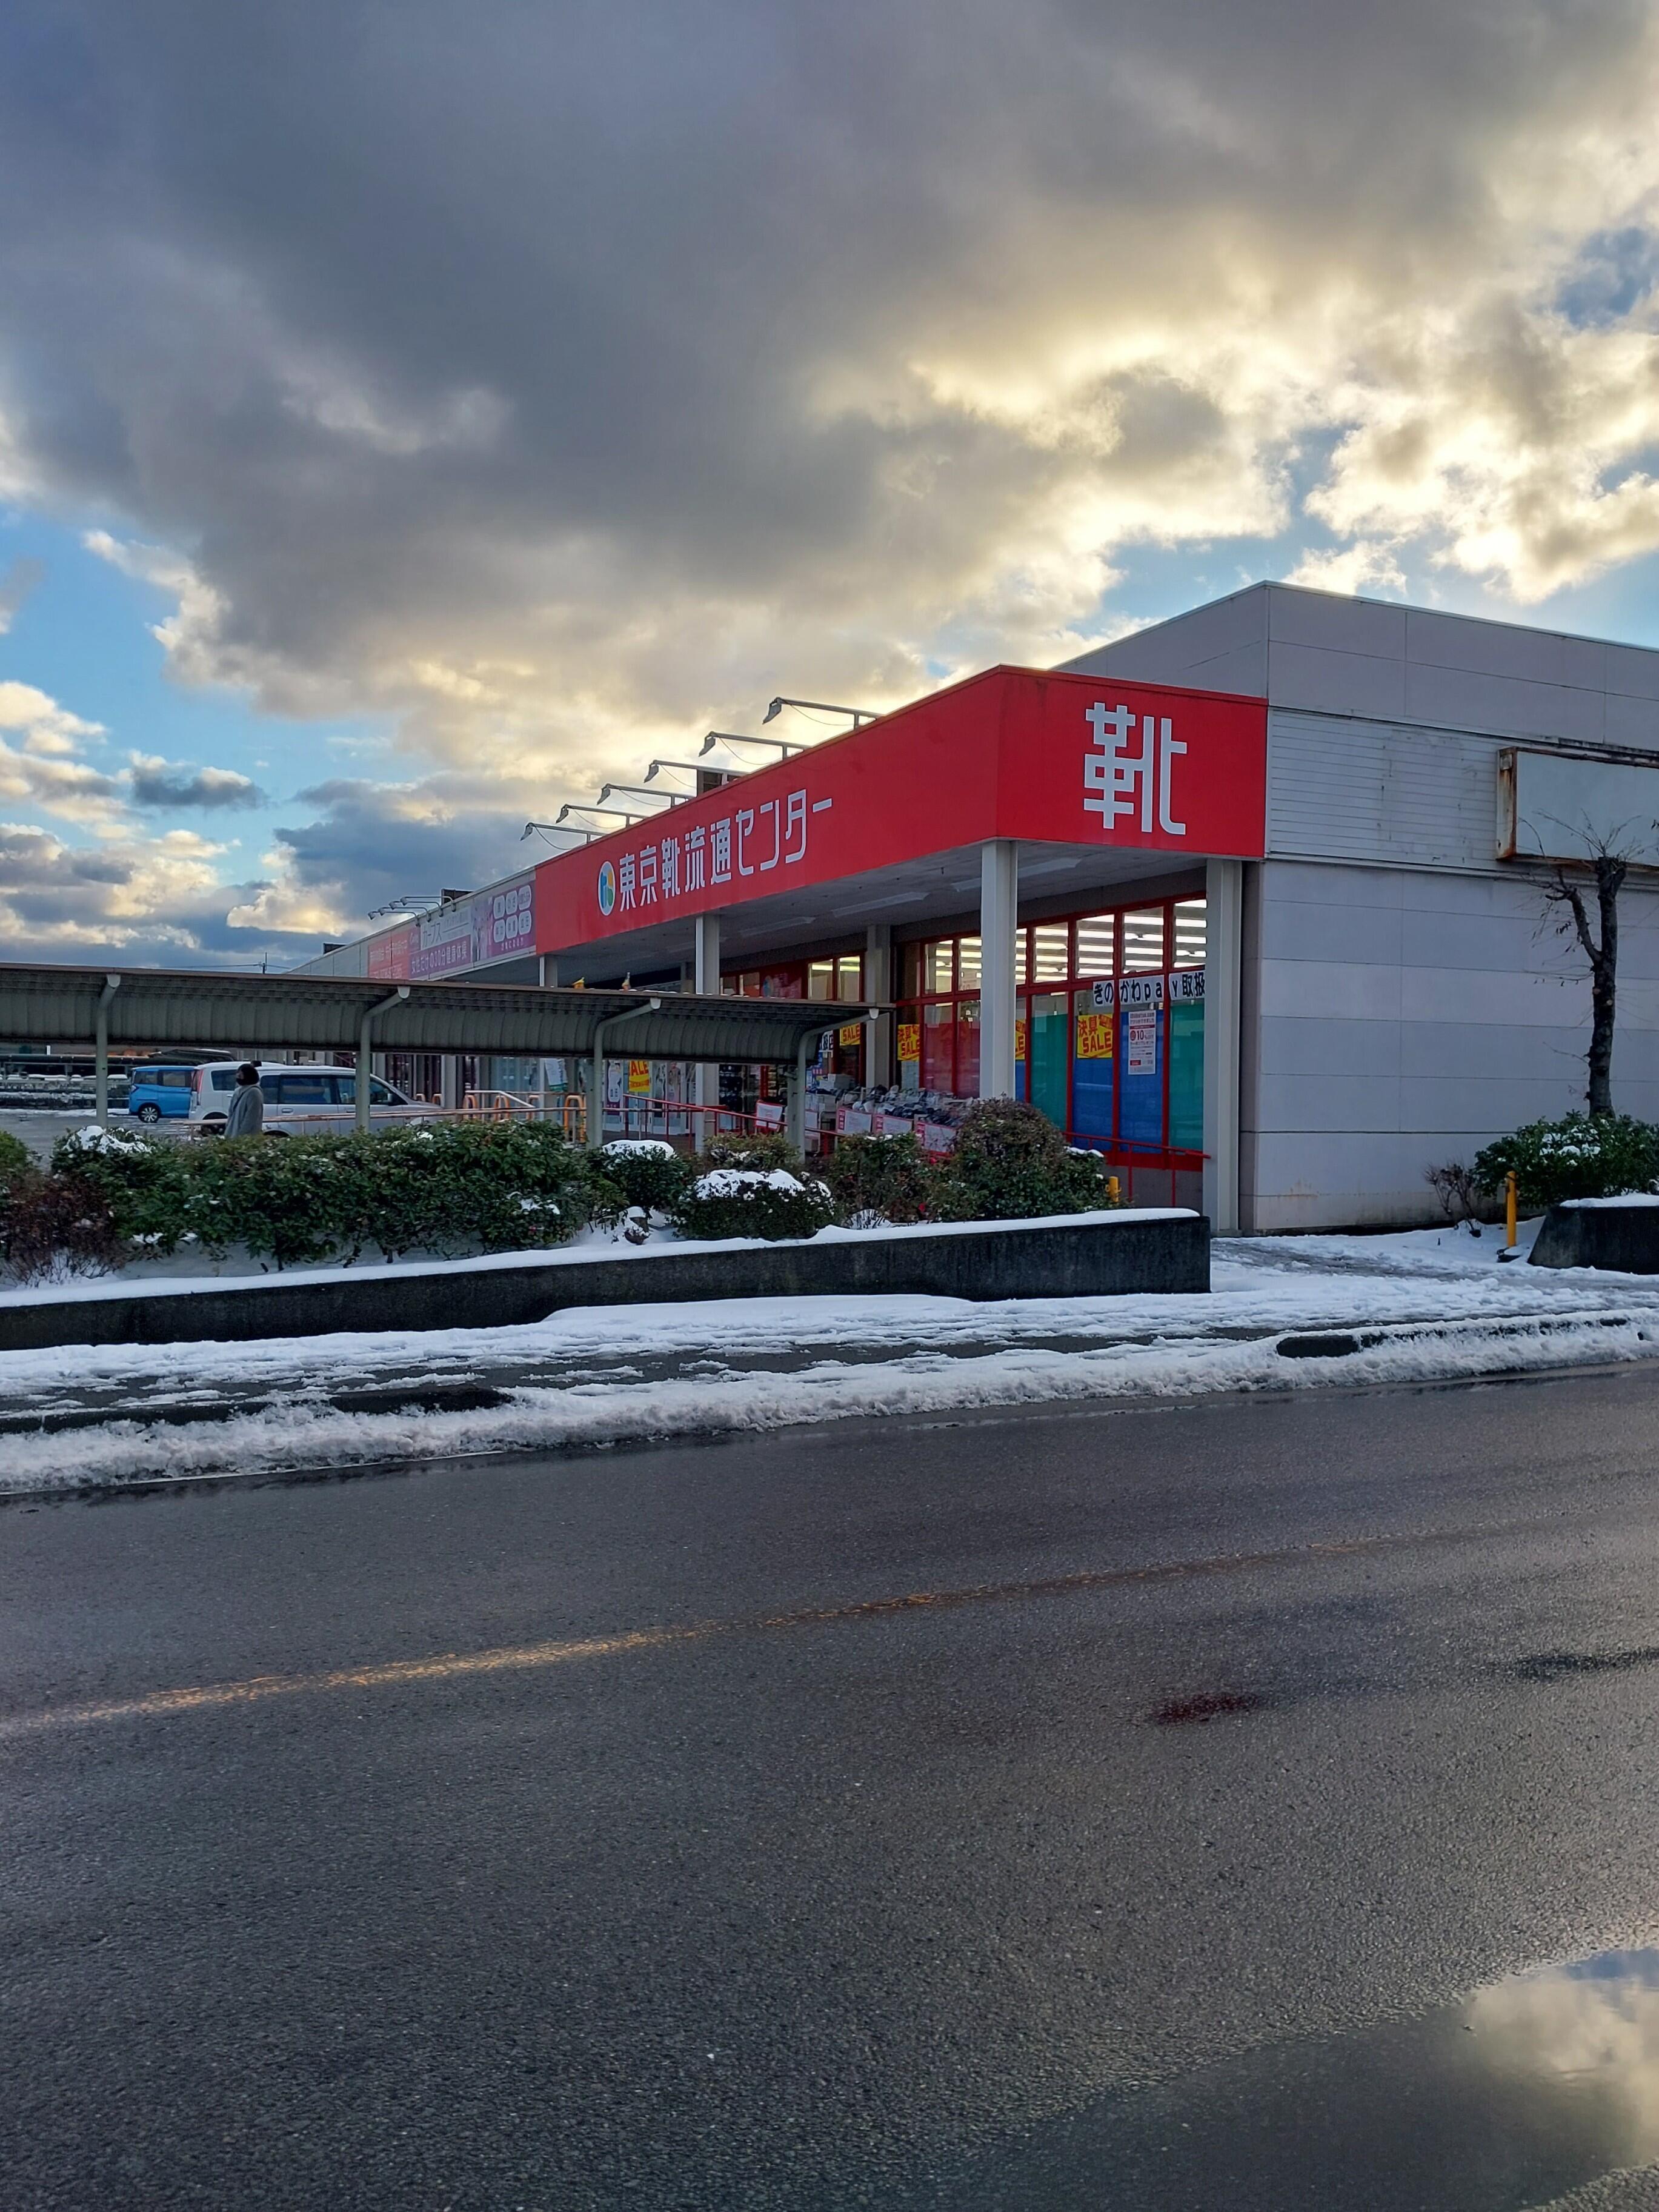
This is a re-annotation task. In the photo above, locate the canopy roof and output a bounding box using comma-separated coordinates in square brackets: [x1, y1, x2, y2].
[0, 964, 877, 1063]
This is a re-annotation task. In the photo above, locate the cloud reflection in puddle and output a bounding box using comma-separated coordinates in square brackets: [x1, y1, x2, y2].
[897, 1947, 1659, 2210]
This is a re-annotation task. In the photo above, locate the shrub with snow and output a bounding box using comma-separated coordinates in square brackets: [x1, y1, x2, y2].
[600, 1138, 692, 1217]
[670, 1163, 834, 1242]
[1472, 1114, 1659, 1213]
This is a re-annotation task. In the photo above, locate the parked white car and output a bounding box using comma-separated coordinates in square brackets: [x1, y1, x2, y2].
[187, 1062, 431, 1135]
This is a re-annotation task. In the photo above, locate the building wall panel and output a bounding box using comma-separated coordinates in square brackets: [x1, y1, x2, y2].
[1267, 711, 1497, 870]
[1246, 858, 1659, 1229]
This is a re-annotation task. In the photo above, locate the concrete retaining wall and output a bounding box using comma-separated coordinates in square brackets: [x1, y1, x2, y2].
[0, 1212, 1210, 1351]
[1529, 1203, 1659, 1274]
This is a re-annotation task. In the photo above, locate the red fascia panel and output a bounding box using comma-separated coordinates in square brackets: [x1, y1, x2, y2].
[532, 665, 1265, 953]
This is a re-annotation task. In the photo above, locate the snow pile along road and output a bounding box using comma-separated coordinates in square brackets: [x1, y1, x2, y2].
[4, 1219, 1658, 1493]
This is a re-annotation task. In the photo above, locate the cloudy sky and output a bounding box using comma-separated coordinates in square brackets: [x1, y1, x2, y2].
[5, 0, 1659, 965]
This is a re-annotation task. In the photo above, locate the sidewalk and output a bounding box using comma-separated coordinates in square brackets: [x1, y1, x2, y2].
[5, 1220, 1658, 1495]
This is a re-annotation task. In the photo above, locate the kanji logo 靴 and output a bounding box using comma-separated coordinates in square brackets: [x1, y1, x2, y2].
[1083, 702, 1188, 836]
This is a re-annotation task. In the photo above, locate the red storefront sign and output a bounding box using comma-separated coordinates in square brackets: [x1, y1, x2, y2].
[364, 875, 537, 981]
[533, 665, 1265, 952]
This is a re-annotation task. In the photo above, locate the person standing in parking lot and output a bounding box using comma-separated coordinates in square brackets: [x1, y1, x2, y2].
[223, 1062, 264, 1138]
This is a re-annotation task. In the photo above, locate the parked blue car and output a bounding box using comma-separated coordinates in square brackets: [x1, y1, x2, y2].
[126, 1064, 198, 1122]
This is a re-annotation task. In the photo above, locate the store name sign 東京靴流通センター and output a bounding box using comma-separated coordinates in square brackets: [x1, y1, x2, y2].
[532, 666, 1267, 950]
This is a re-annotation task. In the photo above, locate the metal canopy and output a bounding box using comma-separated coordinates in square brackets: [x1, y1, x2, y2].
[0, 963, 880, 1064]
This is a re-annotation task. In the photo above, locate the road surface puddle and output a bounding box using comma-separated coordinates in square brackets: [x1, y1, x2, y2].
[917, 1947, 1659, 2209]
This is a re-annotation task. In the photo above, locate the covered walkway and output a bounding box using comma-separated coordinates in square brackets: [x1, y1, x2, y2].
[0, 964, 872, 1146]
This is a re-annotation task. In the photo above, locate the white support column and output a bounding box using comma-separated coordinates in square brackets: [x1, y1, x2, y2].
[786, 1030, 813, 1155]
[693, 909, 721, 1152]
[1202, 857, 1243, 1237]
[93, 974, 121, 1129]
[978, 839, 1019, 1100]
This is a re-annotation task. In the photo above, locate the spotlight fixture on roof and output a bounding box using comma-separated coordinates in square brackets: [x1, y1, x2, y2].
[366, 894, 441, 918]
[556, 802, 643, 829]
[761, 696, 877, 729]
[598, 782, 685, 811]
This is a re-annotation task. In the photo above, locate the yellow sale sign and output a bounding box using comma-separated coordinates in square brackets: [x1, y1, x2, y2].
[897, 1022, 921, 1063]
[627, 1058, 651, 1094]
[838, 1023, 863, 1047]
[1015, 1018, 1028, 1062]
[1075, 1011, 1114, 1060]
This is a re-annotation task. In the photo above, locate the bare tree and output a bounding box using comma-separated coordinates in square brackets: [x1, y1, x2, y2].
[1537, 838, 1628, 1115]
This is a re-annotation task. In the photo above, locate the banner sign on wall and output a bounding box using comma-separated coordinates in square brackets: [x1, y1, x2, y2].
[1126, 1010, 1158, 1074]
[364, 876, 537, 983]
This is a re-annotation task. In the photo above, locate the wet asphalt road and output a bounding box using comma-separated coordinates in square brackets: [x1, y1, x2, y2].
[10, 1367, 1659, 2208]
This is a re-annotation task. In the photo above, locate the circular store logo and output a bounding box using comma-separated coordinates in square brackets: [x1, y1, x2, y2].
[596, 859, 617, 916]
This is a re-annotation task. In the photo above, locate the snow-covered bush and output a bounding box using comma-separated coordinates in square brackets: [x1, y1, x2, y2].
[185, 1121, 619, 1266]
[600, 1138, 692, 1217]
[25, 1117, 621, 1271]
[1472, 1114, 1659, 1213]
[0, 1130, 30, 1189]
[670, 1164, 834, 1242]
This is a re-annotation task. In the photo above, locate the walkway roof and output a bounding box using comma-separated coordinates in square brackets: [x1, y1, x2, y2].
[0, 964, 878, 1063]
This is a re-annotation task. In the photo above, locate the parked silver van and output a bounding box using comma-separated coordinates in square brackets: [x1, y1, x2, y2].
[187, 1062, 430, 1135]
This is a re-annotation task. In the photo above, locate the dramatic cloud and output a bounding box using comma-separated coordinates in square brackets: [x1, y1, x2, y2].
[0, 820, 290, 965]
[5, 1, 1659, 953]
[127, 754, 266, 810]
[226, 771, 573, 942]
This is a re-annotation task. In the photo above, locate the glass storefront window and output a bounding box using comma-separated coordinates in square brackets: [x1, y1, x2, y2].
[807, 960, 835, 1000]
[1122, 908, 1165, 971]
[894, 893, 1205, 1155]
[834, 954, 863, 997]
[1172, 898, 1206, 968]
[922, 1001, 954, 1091]
[956, 998, 980, 1095]
[1074, 914, 1114, 977]
[1031, 924, 1070, 980]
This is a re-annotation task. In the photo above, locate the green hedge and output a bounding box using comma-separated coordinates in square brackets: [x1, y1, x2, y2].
[48, 1120, 622, 1269]
[599, 1140, 694, 1216]
[822, 1132, 934, 1226]
[7, 1102, 1134, 1280]
[931, 1100, 1114, 1221]
[1472, 1114, 1659, 1214]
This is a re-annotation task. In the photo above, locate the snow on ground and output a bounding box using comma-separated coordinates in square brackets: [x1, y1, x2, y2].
[5, 1214, 1659, 1495]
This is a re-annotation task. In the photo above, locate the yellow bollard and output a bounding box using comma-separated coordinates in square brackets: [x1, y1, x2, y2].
[1506, 1169, 1518, 1249]
[1106, 1174, 1121, 1206]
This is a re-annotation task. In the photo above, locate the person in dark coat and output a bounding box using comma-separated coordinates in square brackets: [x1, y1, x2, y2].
[223, 1062, 265, 1138]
